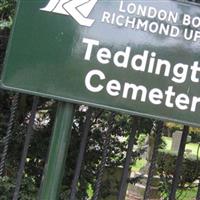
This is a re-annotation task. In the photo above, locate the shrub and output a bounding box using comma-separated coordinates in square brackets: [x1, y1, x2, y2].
[156, 151, 200, 199]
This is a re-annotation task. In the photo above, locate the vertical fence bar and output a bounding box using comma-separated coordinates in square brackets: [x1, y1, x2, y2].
[196, 143, 200, 200]
[92, 113, 115, 200]
[169, 125, 189, 200]
[195, 4, 200, 200]
[196, 181, 200, 200]
[12, 96, 39, 200]
[38, 102, 74, 200]
[0, 93, 19, 176]
[143, 120, 163, 200]
[117, 116, 139, 200]
[69, 108, 92, 200]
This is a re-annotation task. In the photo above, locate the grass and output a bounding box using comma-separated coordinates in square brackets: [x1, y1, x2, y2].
[163, 136, 172, 150]
[132, 136, 200, 173]
[130, 136, 200, 200]
[163, 136, 200, 157]
[131, 159, 147, 171]
[185, 142, 200, 156]
[176, 188, 197, 200]
[161, 187, 197, 200]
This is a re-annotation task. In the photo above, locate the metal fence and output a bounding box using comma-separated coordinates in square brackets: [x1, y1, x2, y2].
[0, 92, 200, 200]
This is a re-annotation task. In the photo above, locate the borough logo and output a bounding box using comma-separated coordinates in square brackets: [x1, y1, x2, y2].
[40, 0, 98, 27]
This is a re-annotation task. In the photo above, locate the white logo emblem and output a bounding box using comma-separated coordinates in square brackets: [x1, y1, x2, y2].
[40, 0, 97, 27]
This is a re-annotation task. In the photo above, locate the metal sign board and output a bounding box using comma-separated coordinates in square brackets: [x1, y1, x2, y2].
[2, 0, 200, 126]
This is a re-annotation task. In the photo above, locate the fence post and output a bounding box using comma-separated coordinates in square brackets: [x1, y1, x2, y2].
[38, 102, 74, 200]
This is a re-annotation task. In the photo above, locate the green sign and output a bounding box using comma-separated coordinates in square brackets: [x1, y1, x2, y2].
[2, 0, 200, 126]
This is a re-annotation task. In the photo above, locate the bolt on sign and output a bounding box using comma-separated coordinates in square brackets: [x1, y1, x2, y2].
[2, 0, 200, 126]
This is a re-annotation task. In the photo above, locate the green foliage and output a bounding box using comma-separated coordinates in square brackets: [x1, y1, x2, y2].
[63, 110, 134, 199]
[131, 158, 147, 172]
[162, 136, 200, 157]
[0, 176, 37, 200]
[137, 133, 146, 147]
[0, 0, 16, 74]
[190, 132, 200, 143]
[166, 122, 200, 137]
[157, 151, 200, 199]
[0, 0, 16, 29]
[0, 101, 142, 199]
[0, 176, 14, 199]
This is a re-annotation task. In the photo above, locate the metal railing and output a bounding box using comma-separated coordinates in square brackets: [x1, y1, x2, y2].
[0, 91, 199, 200]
